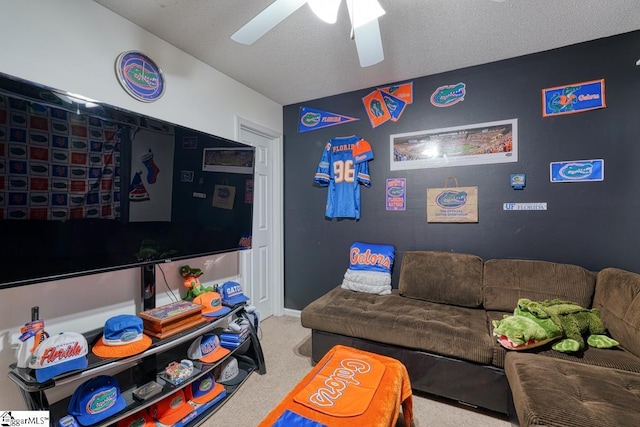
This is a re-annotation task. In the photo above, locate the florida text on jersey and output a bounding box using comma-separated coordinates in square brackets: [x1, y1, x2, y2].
[314, 135, 371, 220]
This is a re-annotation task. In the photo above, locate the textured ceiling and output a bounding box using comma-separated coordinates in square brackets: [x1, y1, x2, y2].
[93, 0, 640, 106]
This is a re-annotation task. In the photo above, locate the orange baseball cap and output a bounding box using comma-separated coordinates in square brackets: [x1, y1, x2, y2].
[193, 292, 231, 318]
[187, 334, 229, 364]
[150, 389, 194, 426]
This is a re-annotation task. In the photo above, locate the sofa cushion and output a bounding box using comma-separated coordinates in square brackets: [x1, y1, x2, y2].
[593, 267, 640, 359]
[301, 286, 495, 364]
[483, 259, 596, 312]
[505, 352, 640, 427]
[398, 251, 483, 308]
[486, 310, 511, 368]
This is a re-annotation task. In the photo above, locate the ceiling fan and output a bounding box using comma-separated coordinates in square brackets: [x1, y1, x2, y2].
[231, 0, 387, 68]
[231, 0, 508, 68]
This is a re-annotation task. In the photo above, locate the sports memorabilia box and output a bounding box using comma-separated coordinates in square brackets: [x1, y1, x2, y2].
[138, 300, 205, 339]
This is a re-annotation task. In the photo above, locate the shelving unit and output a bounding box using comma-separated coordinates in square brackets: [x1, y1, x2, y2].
[8, 305, 266, 427]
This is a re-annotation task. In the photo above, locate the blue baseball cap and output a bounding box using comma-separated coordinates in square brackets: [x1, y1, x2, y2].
[185, 372, 225, 404]
[218, 281, 250, 306]
[68, 375, 126, 426]
[91, 315, 152, 358]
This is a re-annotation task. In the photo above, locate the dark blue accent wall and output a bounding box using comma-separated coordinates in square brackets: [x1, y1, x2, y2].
[283, 30, 640, 310]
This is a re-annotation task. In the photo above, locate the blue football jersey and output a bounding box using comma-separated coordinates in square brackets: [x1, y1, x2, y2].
[314, 136, 371, 220]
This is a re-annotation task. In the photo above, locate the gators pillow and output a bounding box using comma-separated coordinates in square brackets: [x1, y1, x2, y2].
[349, 242, 394, 273]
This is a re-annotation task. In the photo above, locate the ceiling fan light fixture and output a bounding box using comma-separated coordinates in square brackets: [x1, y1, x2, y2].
[346, 0, 385, 29]
[308, 0, 341, 24]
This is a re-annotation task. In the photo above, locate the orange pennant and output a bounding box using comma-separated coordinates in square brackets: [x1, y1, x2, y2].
[362, 90, 391, 128]
[378, 82, 413, 105]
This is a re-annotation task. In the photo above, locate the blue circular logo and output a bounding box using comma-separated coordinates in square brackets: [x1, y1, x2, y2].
[115, 51, 165, 102]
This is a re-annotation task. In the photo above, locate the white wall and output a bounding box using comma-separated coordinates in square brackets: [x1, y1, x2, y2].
[0, 0, 282, 409]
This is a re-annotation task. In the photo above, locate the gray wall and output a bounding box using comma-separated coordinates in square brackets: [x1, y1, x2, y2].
[283, 30, 640, 310]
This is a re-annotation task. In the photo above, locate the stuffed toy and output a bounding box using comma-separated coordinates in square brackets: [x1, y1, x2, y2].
[180, 265, 213, 300]
[492, 298, 619, 353]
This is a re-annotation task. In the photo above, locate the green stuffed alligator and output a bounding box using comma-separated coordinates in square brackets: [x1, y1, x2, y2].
[492, 298, 619, 353]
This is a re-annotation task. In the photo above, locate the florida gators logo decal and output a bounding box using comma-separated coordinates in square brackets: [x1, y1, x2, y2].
[431, 83, 466, 107]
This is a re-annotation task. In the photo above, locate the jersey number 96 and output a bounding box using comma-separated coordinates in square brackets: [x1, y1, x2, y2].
[334, 160, 355, 183]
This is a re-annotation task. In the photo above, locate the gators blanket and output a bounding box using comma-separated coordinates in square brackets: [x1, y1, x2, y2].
[258, 345, 413, 427]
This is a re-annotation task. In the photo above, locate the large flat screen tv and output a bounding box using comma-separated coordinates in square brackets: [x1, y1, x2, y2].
[0, 72, 255, 289]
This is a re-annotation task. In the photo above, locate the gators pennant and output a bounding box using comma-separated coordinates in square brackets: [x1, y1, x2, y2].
[298, 107, 359, 133]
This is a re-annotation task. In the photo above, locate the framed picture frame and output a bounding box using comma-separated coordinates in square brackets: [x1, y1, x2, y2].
[202, 147, 255, 174]
[390, 118, 518, 171]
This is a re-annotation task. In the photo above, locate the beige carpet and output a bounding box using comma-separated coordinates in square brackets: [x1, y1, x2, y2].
[205, 315, 511, 427]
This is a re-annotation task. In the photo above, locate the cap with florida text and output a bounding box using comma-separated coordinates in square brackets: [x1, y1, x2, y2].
[28, 332, 88, 383]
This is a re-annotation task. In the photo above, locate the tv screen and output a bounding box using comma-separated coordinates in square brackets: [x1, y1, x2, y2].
[0, 73, 254, 289]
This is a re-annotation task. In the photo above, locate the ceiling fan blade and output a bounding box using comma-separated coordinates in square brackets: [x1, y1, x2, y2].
[353, 18, 384, 67]
[231, 0, 308, 45]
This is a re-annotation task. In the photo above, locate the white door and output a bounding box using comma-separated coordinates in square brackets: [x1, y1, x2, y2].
[237, 119, 283, 320]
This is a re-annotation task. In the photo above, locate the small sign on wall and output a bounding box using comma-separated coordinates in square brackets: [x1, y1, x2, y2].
[542, 79, 606, 117]
[427, 179, 478, 223]
[550, 159, 604, 182]
[503, 203, 547, 211]
[386, 178, 406, 211]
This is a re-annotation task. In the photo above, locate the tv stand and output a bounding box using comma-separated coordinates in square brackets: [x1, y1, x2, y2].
[8, 298, 266, 426]
[141, 263, 157, 311]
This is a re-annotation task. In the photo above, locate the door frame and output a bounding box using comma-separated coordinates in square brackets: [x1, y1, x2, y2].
[235, 116, 284, 316]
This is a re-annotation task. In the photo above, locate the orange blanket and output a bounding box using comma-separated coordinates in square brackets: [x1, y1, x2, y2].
[259, 345, 413, 427]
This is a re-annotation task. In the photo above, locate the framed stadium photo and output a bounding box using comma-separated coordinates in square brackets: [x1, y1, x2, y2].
[202, 147, 255, 174]
[390, 119, 518, 171]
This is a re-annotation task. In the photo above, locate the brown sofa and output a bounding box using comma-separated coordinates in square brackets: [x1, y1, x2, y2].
[300, 251, 640, 426]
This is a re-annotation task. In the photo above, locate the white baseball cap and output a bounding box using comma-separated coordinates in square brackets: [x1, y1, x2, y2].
[28, 332, 88, 382]
[217, 357, 248, 386]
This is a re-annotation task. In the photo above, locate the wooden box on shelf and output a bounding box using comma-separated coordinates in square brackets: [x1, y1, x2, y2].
[138, 300, 206, 339]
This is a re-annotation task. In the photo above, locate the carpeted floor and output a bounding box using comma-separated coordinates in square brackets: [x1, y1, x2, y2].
[204, 315, 511, 426]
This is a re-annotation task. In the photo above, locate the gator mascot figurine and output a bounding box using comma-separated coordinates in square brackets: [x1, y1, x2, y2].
[180, 265, 213, 300]
[492, 298, 619, 353]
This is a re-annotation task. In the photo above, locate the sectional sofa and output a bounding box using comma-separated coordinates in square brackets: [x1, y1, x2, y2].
[300, 251, 640, 426]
